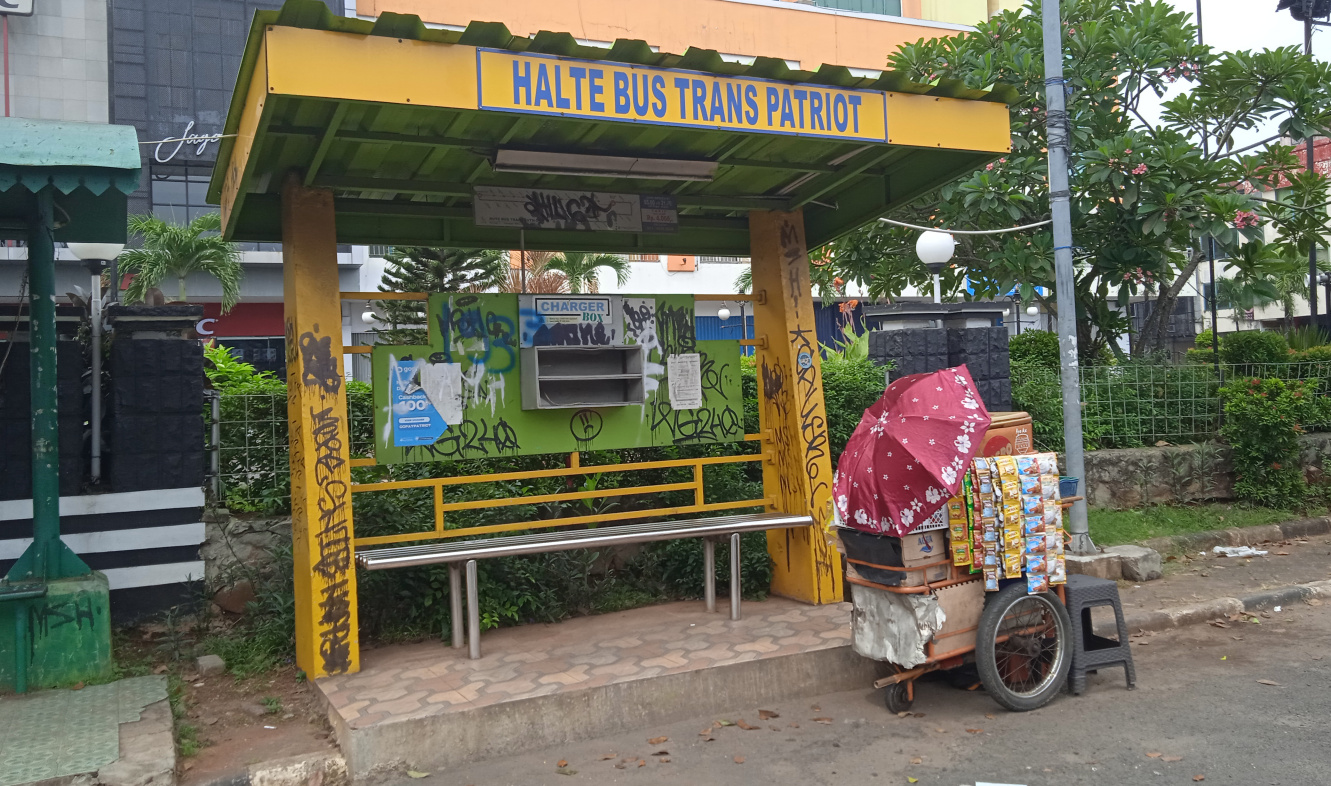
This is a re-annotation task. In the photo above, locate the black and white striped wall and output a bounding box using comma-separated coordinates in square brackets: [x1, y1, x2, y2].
[0, 487, 206, 621]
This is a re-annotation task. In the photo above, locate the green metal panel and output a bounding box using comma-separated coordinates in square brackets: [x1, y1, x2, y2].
[0, 573, 111, 692]
[372, 294, 744, 463]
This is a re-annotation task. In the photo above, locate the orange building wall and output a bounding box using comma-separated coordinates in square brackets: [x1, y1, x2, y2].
[357, 0, 972, 73]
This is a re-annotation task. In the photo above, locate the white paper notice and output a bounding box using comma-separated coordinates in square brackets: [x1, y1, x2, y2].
[419, 362, 464, 425]
[667, 353, 703, 410]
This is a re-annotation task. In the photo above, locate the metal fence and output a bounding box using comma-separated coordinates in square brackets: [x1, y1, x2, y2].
[1012, 360, 1331, 452]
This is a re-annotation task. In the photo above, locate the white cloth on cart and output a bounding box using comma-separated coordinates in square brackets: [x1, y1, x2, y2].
[849, 582, 946, 668]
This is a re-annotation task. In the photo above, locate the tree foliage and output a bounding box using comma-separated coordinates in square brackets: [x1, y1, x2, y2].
[818, 0, 1331, 358]
[544, 251, 630, 294]
[375, 247, 506, 343]
[118, 212, 243, 312]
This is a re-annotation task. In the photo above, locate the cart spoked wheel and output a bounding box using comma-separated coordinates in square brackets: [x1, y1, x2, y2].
[883, 680, 913, 714]
[976, 581, 1072, 712]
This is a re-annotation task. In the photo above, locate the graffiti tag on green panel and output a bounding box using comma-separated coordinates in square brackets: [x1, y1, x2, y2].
[372, 294, 742, 463]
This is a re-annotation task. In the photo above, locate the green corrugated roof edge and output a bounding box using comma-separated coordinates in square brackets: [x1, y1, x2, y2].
[0, 118, 141, 196]
[208, 0, 1018, 201]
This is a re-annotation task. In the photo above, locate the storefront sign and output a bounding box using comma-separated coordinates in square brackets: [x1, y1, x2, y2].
[474, 186, 677, 233]
[154, 120, 222, 163]
[534, 296, 611, 325]
[0, 0, 34, 16]
[477, 49, 887, 142]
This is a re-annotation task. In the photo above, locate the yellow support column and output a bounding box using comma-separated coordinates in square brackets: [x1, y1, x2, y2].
[749, 209, 843, 604]
[281, 172, 359, 678]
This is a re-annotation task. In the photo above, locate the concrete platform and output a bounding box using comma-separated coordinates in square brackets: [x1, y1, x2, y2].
[315, 598, 877, 779]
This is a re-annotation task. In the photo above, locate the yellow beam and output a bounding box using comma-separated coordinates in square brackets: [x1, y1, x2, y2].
[750, 208, 842, 604]
[340, 291, 430, 300]
[281, 172, 360, 678]
[349, 452, 761, 493]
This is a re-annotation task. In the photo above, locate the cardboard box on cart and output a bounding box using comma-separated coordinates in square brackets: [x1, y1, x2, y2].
[900, 530, 950, 586]
[977, 411, 1035, 457]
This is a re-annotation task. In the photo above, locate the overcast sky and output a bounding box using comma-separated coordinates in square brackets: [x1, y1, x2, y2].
[1139, 0, 1331, 147]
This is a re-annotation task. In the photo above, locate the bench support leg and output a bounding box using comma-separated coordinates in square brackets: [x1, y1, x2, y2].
[729, 533, 742, 621]
[466, 560, 481, 660]
[449, 564, 464, 649]
[703, 539, 716, 613]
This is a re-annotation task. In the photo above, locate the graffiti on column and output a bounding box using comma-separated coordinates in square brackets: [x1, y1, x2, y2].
[780, 219, 804, 316]
[295, 321, 354, 676]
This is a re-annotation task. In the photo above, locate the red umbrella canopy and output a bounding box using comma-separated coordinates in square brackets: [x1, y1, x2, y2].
[833, 365, 992, 536]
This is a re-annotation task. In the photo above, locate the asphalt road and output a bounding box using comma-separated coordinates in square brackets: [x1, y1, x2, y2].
[395, 597, 1330, 786]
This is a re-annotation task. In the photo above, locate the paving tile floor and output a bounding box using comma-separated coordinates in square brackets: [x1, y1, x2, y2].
[0, 675, 166, 786]
[319, 598, 852, 730]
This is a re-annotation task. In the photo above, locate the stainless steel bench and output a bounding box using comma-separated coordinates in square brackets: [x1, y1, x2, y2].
[355, 511, 814, 659]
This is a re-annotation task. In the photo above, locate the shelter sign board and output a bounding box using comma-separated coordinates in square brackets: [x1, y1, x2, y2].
[477, 49, 887, 143]
[474, 186, 678, 233]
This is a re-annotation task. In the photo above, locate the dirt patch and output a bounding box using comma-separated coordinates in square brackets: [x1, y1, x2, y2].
[176, 664, 337, 784]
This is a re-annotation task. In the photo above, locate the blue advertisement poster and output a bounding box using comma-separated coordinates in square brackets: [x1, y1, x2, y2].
[389, 354, 449, 447]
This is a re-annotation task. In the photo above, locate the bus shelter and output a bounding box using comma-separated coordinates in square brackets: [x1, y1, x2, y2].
[208, 0, 1013, 680]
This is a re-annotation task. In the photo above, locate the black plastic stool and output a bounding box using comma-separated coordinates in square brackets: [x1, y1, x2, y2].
[1065, 573, 1136, 694]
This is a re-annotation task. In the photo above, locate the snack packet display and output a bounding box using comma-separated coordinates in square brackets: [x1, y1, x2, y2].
[1027, 572, 1050, 593]
[1024, 535, 1046, 555]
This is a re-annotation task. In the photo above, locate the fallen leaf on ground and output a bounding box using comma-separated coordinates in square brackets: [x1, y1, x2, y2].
[813, 717, 833, 724]
[1137, 640, 1151, 645]
[557, 760, 567, 768]
[788, 722, 800, 729]
[758, 709, 779, 720]
[556, 769, 577, 777]
[896, 711, 911, 718]
[1277, 551, 1290, 556]
[965, 728, 983, 734]
[637, 760, 646, 768]
[649, 750, 669, 756]
[700, 728, 714, 736]
[984, 713, 995, 720]
[614, 763, 627, 770]
[1308, 599, 1322, 607]
[1194, 775, 1205, 781]
[909, 757, 923, 765]
[1208, 620, 1230, 628]
[736, 719, 759, 730]
[658, 758, 670, 764]
[1256, 679, 1281, 686]
[648, 736, 668, 745]
[934, 728, 947, 733]
[811, 705, 821, 711]
[1220, 656, 1227, 660]
[1313, 655, 1325, 661]
[405, 772, 429, 779]
[734, 756, 746, 764]
[714, 720, 734, 727]
[1146, 752, 1162, 758]
[1162, 756, 1183, 762]
[908, 778, 919, 784]
[599, 754, 616, 760]
[912, 712, 925, 718]
[152, 664, 168, 674]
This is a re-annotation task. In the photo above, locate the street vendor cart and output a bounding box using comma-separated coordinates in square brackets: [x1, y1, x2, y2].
[833, 367, 1079, 713]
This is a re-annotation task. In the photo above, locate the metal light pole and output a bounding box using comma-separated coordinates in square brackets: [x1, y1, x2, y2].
[1041, 0, 1092, 554]
[1197, 0, 1222, 372]
[1306, 9, 1321, 332]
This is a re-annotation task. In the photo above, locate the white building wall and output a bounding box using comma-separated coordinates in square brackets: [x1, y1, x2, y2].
[5, 0, 110, 123]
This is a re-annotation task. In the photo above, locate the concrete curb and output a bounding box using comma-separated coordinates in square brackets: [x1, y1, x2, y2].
[1113, 579, 1331, 636]
[1141, 516, 1331, 555]
[189, 752, 347, 786]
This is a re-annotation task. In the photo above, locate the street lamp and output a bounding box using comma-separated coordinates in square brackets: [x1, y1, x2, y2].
[915, 230, 955, 304]
[68, 242, 125, 485]
[716, 304, 732, 322]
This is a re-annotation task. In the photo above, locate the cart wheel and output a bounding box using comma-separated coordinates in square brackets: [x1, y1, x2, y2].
[976, 581, 1072, 712]
[883, 681, 913, 714]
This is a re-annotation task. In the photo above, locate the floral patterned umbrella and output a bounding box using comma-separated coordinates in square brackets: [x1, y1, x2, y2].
[833, 365, 992, 536]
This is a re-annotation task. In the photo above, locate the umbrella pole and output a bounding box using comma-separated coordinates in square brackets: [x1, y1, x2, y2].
[1041, 0, 1093, 554]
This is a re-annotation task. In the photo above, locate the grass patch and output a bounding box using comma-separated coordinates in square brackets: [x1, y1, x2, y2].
[167, 674, 201, 757]
[1088, 503, 1328, 546]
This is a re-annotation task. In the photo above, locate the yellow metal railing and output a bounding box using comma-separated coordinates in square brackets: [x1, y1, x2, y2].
[349, 446, 769, 547]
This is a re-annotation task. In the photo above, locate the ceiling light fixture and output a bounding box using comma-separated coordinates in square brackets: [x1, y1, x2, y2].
[492, 149, 718, 181]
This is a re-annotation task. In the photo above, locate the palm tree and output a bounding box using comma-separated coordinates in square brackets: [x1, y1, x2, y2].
[498, 253, 568, 294]
[118, 212, 243, 312]
[544, 252, 629, 294]
[734, 267, 752, 294]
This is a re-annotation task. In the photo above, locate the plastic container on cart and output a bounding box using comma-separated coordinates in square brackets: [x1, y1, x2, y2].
[839, 528, 907, 585]
[1059, 476, 1079, 498]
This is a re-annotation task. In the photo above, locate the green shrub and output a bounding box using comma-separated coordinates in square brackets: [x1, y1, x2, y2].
[1194, 329, 1218, 350]
[820, 353, 886, 459]
[1220, 377, 1331, 508]
[1220, 330, 1289, 373]
[1286, 325, 1330, 351]
[1294, 345, 1331, 362]
[1009, 330, 1060, 369]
